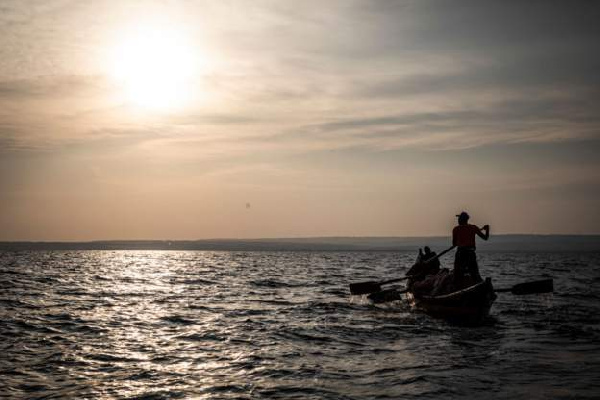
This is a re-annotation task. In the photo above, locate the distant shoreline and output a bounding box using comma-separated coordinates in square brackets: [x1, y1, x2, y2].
[1, 235, 599, 252]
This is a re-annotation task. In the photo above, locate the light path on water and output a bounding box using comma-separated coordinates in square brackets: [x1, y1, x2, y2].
[1, 250, 599, 399]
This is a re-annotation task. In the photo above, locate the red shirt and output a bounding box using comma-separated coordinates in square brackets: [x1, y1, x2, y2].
[452, 224, 481, 248]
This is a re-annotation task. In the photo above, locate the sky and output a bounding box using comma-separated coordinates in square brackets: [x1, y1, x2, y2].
[0, 0, 599, 241]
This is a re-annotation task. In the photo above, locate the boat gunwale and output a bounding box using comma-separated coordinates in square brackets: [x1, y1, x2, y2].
[417, 278, 492, 301]
[405, 277, 496, 323]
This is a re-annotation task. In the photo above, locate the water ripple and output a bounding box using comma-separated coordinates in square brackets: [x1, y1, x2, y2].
[0, 250, 599, 399]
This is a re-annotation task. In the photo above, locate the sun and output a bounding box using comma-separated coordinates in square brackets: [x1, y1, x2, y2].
[108, 25, 198, 111]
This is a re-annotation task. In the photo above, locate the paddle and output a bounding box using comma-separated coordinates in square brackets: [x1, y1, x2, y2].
[350, 276, 411, 296]
[367, 288, 409, 303]
[368, 278, 554, 305]
[349, 245, 455, 295]
[495, 278, 553, 295]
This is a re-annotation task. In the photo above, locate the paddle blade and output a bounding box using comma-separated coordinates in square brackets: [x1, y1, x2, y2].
[349, 281, 382, 295]
[367, 288, 407, 303]
[511, 278, 554, 295]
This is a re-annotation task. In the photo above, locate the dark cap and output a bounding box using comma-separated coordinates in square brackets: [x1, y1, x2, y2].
[456, 211, 470, 219]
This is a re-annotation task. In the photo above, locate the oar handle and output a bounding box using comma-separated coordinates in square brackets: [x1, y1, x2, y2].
[351, 245, 456, 294]
[380, 276, 411, 285]
[423, 245, 455, 264]
[394, 246, 455, 283]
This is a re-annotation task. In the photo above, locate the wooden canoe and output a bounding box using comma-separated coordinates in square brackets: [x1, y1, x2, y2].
[406, 277, 497, 324]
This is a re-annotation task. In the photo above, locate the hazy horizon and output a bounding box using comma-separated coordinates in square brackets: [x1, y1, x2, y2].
[4, 232, 600, 241]
[1, 1, 599, 241]
[3, 234, 600, 253]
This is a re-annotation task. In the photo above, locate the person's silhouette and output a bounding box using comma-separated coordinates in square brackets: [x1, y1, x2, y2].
[452, 211, 489, 283]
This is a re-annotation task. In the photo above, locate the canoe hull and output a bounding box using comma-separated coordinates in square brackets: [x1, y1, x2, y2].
[406, 277, 497, 324]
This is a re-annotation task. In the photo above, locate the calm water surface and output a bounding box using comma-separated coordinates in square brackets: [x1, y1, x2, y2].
[1, 250, 599, 399]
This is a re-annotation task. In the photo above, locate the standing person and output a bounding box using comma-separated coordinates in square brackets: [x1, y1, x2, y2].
[452, 211, 489, 283]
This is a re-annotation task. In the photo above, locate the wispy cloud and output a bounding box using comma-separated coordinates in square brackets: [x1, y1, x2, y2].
[1, 1, 599, 238]
[1, 0, 599, 154]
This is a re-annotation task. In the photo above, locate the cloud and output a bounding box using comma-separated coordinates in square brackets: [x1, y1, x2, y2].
[1, 1, 600, 238]
[1, 1, 599, 158]
[0, 74, 104, 99]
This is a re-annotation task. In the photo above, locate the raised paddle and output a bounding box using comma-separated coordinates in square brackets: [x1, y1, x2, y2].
[349, 245, 455, 295]
[495, 278, 553, 295]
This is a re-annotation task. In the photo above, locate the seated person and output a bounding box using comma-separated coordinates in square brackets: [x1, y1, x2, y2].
[406, 246, 440, 279]
[421, 246, 440, 274]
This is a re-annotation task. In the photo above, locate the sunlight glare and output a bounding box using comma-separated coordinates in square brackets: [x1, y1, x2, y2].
[109, 25, 199, 111]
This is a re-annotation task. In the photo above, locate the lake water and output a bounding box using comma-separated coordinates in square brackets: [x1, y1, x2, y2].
[1, 250, 599, 399]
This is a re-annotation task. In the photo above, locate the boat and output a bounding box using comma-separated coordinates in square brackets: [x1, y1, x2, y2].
[405, 277, 497, 325]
